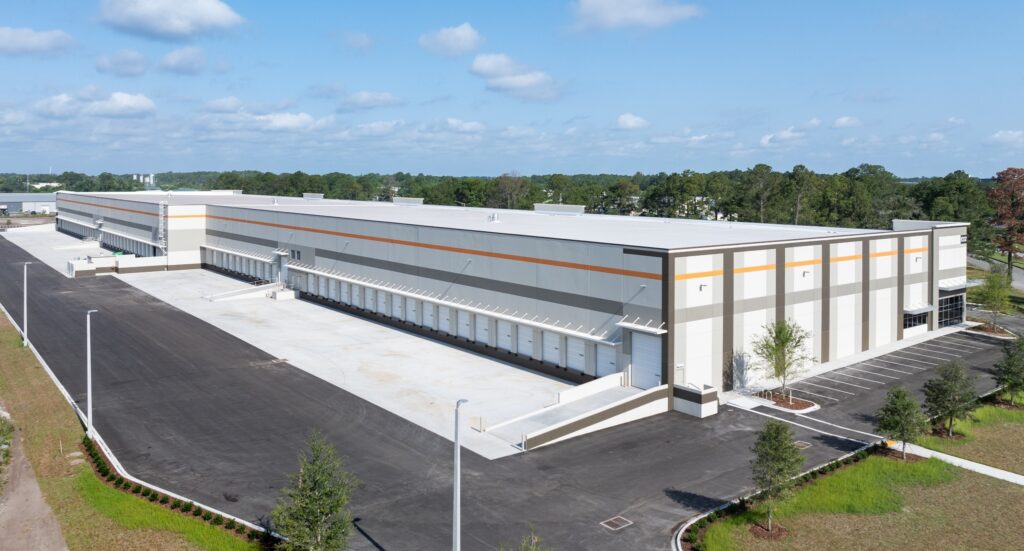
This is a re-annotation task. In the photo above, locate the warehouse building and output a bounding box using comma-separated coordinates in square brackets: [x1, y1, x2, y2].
[55, 190, 968, 419]
[0, 192, 56, 215]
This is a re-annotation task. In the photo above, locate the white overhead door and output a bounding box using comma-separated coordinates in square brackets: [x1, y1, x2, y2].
[630, 333, 662, 389]
[542, 331, 561, 365]
[497, 320, 513, 351]
[438, 306, 452, 333]
[457, 310, 472, 339]
[596, 345, 618, 377]
[517, 326, 534, 357]
[307, 274, 317, 293]
[365, 288, 376, 311]
[352, 285, 362, 308]
[340, 282, 350, 304]
[475, 315, 490, 344]
[423, 303, 436, 329]
[318, 276, 328, 297]
[566, 337, 586, 371]
[328, 279, 338, 301]
[378, 292, 390, 315]
[405, 298, 418, 323]
[391, 295, 403, 318]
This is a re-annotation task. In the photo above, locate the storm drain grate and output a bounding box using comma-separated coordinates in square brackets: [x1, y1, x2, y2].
[600, 516, 634, 531]
[794, 440, 812, 450]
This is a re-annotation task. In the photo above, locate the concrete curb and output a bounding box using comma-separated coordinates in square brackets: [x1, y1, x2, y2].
[0, 301, 267, 534]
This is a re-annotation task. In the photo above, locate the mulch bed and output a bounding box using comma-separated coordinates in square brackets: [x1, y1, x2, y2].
[749, 523, 788, 540]
[968, 323, 1015, 337]
[876, 447, 926, 463]
[755, 390, 816, 410]
[928, 427, 966, 440]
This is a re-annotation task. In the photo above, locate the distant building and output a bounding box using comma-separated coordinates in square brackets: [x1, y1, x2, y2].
[30, 182, 62, 190]
[0, 193, 57, 215]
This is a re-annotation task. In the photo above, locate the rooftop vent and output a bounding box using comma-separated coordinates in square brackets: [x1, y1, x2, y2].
[393, 197, 424, 206]
[488, 213, 500, 223]
[303, 193, 325, 200]
[534, 204, 585, 215]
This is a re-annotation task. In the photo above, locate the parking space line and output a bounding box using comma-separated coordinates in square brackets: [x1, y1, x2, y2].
[788, 387, 841, 402]
[882, 355, 934, 367]
[859, 361, 913, 375]
[894, 350, 950, 362]
[942, 335, 987, 349]
[908, 344, 960, 357]
[869, 357, 927, 370]
[842, 366, 899, 380]
[794, 380, 855, 395]
[816, 376, 870, 389]
[917, 341, 973, 354]
[831, 371, 886, 384]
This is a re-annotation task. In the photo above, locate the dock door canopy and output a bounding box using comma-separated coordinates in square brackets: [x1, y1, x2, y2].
[630, 332, 662, 389]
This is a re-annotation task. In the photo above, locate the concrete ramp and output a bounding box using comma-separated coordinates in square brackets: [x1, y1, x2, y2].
[486, 384, 669, 450]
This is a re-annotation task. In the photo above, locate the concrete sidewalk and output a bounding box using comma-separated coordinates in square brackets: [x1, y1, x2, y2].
[902, 442, 1024, 486]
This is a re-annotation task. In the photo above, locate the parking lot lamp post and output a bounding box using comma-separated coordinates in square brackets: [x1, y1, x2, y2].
[86, 309, 98, 437]
[22, 262, 30, 346]
[453, 398, 468, 551]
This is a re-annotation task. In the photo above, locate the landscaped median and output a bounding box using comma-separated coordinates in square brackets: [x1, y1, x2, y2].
[0, 317, 259, 551]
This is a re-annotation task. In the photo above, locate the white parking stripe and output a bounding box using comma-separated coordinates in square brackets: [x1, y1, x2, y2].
[788, 387, 841, 402]
[894, 350, 949, 362]
[859, 361, 913, 375]
[832, 371, 886, 384]
[794, 380, 855, 395]
[843, 366, 899, 380]
[883, 355, 934, 367]
[942, 335, 986, 349]
[918, 341, 972, 354]
[869, 357, 927, 370]
[816, 376, 871, 389]
[909, 345, 959, 357]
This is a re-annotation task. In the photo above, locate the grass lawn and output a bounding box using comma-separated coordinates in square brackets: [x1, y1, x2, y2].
[918, 392, 1024, 475]
[700, 455, 1024, 551]
[0, 317, 257, 551]
[966, 265, 1024, 316]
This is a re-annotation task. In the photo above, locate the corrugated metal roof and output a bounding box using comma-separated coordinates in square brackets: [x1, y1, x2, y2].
[0, 193, 56, 202]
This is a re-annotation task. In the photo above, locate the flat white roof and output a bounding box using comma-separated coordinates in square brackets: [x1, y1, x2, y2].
[61, 191, 890, 250]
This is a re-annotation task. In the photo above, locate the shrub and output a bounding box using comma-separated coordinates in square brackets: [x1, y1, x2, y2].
[148, 493, 157, 502]
[247, 529, 258, 541]
[171, 499, 181, 510]
[202, 511, 213, 522]
[159, 495, 169, 505]
[212, 514, 224, 526]
[235, 523, 246, 534]
[115, 475, 124, 486]
[141, 487, 151, 497]
[226, 519, 236, 530]
[193, 507, 203, 517]
[105, 473, 115, 481]
[132, 484, 142, 494]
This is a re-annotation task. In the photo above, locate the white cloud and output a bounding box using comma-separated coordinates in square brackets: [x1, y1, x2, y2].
[760, 126, 804, 147]
[343, 32, 372, 50]
[204, 96, 241, 112]
[33, 94, 79, 118]
[0, 27, 72, 54]
[500, 126, 537, 139]
[924, 132, 945, 143]
[254, 112, 317, 131]
[832, 115, 861, 128]
[841, 137, 858, 146]
[616, 113, 649, 130]
[0, 111, 28, 126]
[354, 120, 403, 137]
[95, 49, 147, 77]
[84, 92, 156, 118]
[160, 46, 205, 74]
[803, 117, 822, 129]
[470, 53, 557, 100]
[990, 130, 1024, 146]
[419, 23, 483, 56]
[341, 91, 401, 110]
[574, 0, 700, 30]
[947, 116, 966, 125]
[446, 118, 485, 133]
[100, 0, 243, 39]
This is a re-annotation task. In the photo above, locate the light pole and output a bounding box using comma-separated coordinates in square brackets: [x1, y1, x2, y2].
[453, 398, 468, 551]
[22, 262, 30, 346]
[86, 309, 98, 437]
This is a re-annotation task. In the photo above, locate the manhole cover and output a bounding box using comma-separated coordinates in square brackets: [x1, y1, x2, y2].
[794, 440, 812, 450]
[600, 516, 634, 531]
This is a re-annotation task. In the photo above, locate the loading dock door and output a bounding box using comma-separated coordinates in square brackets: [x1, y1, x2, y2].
[497, 320, 513, 351]
[392, 294, 404, 318]
[596, 345, 617, 377]
[439, 306, 452, 334]
[457, 311, 472, 339]
[423, 304, 435, 329]
[352, 285, 362, 308]
[405, 298, 418, 323]
[341, 282, 351, 304]
[475, 315, 490, 345]
[566, 337, 586, 371]
[365, 289, 376, 311]
[630, 333, 662, 389]
[517, 325, 534, 357]
[542, 331, 561, 365]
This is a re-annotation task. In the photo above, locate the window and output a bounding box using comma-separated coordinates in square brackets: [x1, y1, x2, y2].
[938, 294, 965, 328]
[903, 311, 928, 329]
[289, 249, 302, 261]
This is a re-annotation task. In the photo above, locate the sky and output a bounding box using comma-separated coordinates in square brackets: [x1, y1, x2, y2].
[1, 0, 1022, 177]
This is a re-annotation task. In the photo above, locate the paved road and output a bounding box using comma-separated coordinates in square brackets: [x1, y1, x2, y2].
[0, 238, 861, 550]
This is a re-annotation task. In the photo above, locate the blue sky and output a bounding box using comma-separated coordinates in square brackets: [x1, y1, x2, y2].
[1, 0, 1022, 176]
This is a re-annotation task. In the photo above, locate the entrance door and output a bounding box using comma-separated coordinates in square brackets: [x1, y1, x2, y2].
[630, 333, 662, 389]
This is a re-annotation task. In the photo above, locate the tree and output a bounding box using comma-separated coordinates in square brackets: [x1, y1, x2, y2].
[273, 431, 359, 551]
[989, 168, 1024, 276]
[922, 361, 978, 437]
[750, 421, 804, 533]
[787, 165, 818, 225]
[976, 266, 1011, 330]
[994, 338, 1024, 406]
[751, 319, 814, 392]
[875, 386, 929, 459]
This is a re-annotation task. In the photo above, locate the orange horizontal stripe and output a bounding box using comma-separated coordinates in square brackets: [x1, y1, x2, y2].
[904, 247, 929, 254]
[675, 269, 724, 280]
[735, 264, 775, 274]
[785, 258, 821, 268]
[167, 214, 208, 219]
[870, 250, 897, 258]
[60, 198, 157, 217]
[205, 215, 663, 280]
[830, 254, 861, 263]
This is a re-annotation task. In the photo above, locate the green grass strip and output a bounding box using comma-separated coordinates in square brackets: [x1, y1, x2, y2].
[919, 396, 1024, 453]
[74, 470, 256, 551]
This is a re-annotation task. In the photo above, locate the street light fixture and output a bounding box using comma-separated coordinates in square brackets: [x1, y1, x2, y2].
[86, 309, 98, 437]
[453, 398, 468, 551]
[22, 262, 30, 346]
